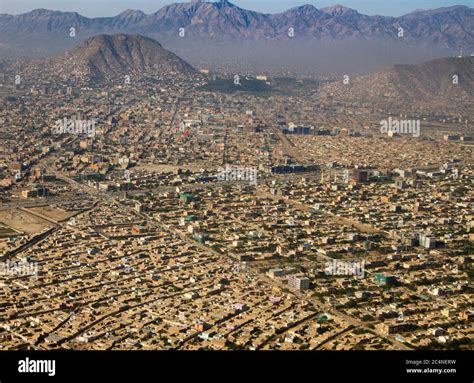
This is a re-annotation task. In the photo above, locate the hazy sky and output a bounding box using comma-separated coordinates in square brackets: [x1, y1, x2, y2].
[0, 0, 471, 17]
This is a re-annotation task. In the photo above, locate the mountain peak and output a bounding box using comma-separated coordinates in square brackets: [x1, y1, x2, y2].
[81, 33, 163, 49]
[402, 5, 471, 17]
[24, 8, 74, 17]
[293, 4, 319, 12]
[281, 4, 322, 17]
[26, 8, 56, 16]
[56, 33, 195, 84]
[297, 4, 317, 10]
[215, 0, 235, 8]
[117, 9, 146, 17]
[321, 4, 358, 16]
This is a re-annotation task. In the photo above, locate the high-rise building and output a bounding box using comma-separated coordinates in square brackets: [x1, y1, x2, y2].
[288, 275, 310, 291]
[352, 169, 369, 183]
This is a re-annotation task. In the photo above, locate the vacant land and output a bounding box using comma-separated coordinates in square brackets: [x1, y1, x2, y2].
[27, 206, 74, 222]
[0, 209, 52, 235]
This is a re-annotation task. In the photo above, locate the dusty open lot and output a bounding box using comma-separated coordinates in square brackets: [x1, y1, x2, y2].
[27, 206, 74, 222]
[0, 209, 52, 235]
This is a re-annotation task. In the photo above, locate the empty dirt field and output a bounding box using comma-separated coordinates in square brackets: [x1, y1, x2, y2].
[26, 206, 75, 223]
[0, 209, 52, 235]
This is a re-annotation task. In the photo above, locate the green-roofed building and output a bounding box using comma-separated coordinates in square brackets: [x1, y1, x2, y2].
[374, 273, 397, 286]
[179, 193, 194, 204]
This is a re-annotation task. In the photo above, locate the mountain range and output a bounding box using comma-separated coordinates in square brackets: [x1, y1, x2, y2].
[0, 2, 473, 74]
